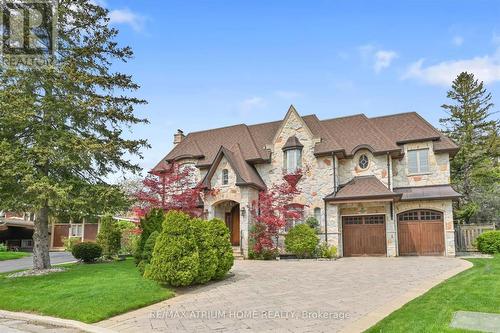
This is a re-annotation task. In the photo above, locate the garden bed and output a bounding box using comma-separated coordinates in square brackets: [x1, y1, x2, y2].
[0, 258, 174, 323]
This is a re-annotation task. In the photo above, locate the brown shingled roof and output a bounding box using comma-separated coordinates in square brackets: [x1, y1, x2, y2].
[371, 112, 459, 155]
[154, 109, 458, 171]
[200, 145, 266, 190]
[317, 114, 400, 156]
[324, 176, 401, 202]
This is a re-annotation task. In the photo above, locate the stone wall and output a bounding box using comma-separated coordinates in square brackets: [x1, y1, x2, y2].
[338, 150, 390, 187]
[256, 109, 334, 226]
[393, 141, 450, 187]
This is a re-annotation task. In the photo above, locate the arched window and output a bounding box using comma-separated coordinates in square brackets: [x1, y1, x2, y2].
[284, 204, 304, 232]
[314, 207, 322, 223]
[222, 169, 229, 185]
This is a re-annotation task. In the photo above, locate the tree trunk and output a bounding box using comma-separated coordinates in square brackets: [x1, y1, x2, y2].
[33, 205, 51, 270]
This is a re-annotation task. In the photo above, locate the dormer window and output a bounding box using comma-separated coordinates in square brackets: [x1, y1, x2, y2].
[408, 148, 429, 174]
[222, 169, 229, 185]
[282, 136, 304, 173]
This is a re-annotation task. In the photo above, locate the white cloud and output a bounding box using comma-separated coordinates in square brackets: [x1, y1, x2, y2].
[109, 8, 146, 32]
[403, 49, 500, 86]
[275, 90, 303, 99]
[374, 50, 398, 73]
[239, 97, 266, 111]
[359, 44, 398, 73]
[452, 35, 464, 46]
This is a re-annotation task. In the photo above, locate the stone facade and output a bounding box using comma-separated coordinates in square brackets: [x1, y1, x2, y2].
[393, 141, 450, 187]
[179, 109, 457, 258]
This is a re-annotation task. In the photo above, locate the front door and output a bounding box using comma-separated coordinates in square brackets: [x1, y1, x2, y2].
[225, 204, 240, 246]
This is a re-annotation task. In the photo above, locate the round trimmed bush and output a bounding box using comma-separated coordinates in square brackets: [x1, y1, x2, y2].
[193, 219, 218, 284]
[144, 211, 199, 287]
[209, 218, 234, 280]
[72, 242, 102, 263]
[285, 224, 319, 258]
[476, 231, 500, 254]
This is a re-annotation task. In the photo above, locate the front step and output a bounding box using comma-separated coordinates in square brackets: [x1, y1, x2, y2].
[232, 246, 244, 260]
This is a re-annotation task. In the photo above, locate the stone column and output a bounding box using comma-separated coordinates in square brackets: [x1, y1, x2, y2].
[325, 203, 340, 253]
[385, 202, 397, 257]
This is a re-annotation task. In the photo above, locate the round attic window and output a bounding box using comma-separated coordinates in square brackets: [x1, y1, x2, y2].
[358, 154, 369, 169]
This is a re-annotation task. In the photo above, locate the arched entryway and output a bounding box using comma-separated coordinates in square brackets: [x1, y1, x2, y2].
[213, 200, 240, 246]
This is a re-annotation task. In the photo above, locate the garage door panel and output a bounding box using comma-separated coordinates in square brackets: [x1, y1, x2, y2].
[343, 215, 386, 257]
[398, 210, 444, 256]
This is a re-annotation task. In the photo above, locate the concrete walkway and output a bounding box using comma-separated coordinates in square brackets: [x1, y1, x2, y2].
[0, 252, 75, 273]
[98, 257, 471, 333]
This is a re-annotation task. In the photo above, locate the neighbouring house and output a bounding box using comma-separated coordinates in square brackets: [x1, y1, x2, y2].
[154, 106, 460, 258]
[0, 212, 35, 251]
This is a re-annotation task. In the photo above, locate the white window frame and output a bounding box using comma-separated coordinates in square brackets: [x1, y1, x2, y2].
[407, 148, 430, 175]
[70, 224, 83, 238]
[222, 169, 229, 186]
[21, 239, 33, 248]
[283, 149, 302, 173]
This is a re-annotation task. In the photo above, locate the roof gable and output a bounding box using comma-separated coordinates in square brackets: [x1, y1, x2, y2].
[271, 105, 316, 145]
[200, 145, 266, 190]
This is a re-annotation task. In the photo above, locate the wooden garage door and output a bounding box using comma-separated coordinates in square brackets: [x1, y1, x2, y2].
[342, 215, 386, 257]
[398, 210, 445, 256]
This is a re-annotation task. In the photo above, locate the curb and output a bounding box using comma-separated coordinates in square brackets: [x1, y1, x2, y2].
[338, 258, 473, 333]
[0, 310, 117, 333]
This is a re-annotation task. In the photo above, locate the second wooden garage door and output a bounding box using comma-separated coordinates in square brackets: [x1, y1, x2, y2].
[342, 215, 386, 257]
[397, 210, 445, 256]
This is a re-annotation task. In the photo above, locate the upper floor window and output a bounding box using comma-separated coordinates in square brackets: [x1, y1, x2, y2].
[222, 169, 229, 185]
[408, 148, 429, 174]
[358, 154, 369, 169]
[283, 149, 302, 173]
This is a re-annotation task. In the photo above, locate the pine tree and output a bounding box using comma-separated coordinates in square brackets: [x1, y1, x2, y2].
[440, 72, 499, 223]
[0, 1, 148, 269]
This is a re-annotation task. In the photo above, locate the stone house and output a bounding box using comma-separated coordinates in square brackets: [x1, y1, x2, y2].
[154, 106, 460, 258]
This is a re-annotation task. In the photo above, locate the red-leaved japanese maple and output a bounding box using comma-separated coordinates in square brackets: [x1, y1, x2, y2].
[250, 170, 303, 255]
[134, 162, 203, 217]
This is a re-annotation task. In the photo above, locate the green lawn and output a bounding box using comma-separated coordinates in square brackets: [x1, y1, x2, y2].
[0, 259, 174, 323]
[0, 251, 30, 261]
[366, 255, 500, 333]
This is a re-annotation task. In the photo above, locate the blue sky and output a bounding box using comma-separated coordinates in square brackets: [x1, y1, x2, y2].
[102, 0, 500, 177]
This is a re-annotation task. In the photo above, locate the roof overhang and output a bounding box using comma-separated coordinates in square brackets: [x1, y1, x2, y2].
[393, 185, 461, 201]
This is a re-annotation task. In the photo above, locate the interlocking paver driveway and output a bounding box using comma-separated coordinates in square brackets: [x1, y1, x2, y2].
[98, 257, 467, 333]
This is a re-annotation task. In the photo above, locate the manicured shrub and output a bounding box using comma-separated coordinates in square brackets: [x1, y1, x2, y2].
[209, 218, 234, 279]
[305, 217, 320, 231]
[135, 209, 164, 264]
[316, 243, 337, 259]
[96, 215, 121, 258]
[476, 231, 500, 254]
[193, 219, 218, 284]
[138, 231, 159, 274]
[72, 242, 102, 263]
[0, 243, 7, 252]
[144, 211, 199, 287]
[285, 224, 319, 258]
